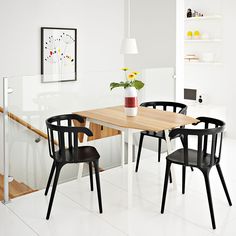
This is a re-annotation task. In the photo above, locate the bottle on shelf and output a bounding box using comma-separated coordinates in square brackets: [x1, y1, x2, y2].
[187, 8, 192, 18]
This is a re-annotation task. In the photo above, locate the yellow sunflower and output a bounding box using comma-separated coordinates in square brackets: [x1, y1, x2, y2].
[127, 73, 136, 80]
[121, 67, 129, 71]
[132, 71, 140, 75]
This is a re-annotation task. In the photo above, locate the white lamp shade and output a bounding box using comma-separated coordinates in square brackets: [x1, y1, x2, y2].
[120, 38, 138, 54]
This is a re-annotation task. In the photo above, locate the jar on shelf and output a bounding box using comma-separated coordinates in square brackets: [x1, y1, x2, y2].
[194, 30, 201, 39]
[187, 31, 193, 39]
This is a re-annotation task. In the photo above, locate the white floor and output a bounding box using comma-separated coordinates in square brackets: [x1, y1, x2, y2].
[1, 138, 236, 236]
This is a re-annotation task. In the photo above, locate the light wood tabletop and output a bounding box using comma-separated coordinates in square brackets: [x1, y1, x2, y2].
[75, 105, 198, 132]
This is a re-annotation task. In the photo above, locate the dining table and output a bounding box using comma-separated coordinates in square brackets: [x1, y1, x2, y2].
[74, 105, 198, 207]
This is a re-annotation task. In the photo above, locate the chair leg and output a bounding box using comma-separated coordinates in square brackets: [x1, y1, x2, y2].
[182, 166, 186, 194]
[89, 162, 94, 191]
[203, 171, 216, 229]
[45, 161, 56, 196]
[161, 161, 172, 214]
[169, 170, 172, 183]
[46, 164, 63, 220]
[158, 138, 161, 162]
[135, 133, 144, 172]
[216, 164, 232, 206]
[93, 160, 103, 214]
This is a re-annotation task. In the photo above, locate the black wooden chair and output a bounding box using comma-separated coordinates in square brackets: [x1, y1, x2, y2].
[135, 101, 188, 173]
[160, 117, 232, 229]
[45, 114, 102, 220]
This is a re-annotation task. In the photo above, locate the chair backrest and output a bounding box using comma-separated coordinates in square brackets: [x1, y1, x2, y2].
[169, 117, 225, 168]
[46, 114, 93, 162]
[140, 101, 187, 115]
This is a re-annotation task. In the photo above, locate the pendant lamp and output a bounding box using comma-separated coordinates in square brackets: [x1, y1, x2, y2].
[120, 0, 138, 54]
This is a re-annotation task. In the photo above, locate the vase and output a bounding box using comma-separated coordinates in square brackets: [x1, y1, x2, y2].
[124, 87, 138, 116]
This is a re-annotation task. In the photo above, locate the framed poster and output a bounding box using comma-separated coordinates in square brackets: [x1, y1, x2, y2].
[41, 27, 77, 83]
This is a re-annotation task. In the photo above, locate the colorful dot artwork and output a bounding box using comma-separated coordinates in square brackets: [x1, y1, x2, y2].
[44, 32, 75, 65]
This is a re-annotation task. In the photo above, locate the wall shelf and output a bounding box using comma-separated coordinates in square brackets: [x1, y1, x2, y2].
[185, 15, 222, 21]
[185, 61, 223, 66]
[185, 39, 222, 43]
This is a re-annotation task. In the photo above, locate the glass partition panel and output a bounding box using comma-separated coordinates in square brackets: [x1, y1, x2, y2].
[2, 74, 123, 200]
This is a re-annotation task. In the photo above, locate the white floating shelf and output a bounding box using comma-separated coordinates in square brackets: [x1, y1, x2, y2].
[185, 39, 222, 43]
[185, 61, 223, 66]
[185, 15, 222, 21]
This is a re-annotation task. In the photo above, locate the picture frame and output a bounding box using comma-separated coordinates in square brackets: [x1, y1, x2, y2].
[41, 27, 77, 83]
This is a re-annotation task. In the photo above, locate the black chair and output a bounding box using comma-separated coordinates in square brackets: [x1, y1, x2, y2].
[161, 117, 232, 229]
[135, 101, 188, 173]
[45, 114, 102, 220]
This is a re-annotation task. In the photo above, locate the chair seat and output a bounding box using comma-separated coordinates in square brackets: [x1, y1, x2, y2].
[54, 146, 100, 163]
[166, 148, 218, 167]
[141, 130, 165, 139]
[141, 130, 181, 140]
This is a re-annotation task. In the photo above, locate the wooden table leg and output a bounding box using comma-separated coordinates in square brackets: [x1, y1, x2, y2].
[164, 129, 177, 188]
[164, 130, 172, 155]
[127, 128, 133, 208]
[121, 131, 125, 168]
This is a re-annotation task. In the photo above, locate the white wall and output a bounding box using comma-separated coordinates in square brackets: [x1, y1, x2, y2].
[0, 0, 124, 76]
[222, 0, 236, 137]
[124, 0, 176, 70]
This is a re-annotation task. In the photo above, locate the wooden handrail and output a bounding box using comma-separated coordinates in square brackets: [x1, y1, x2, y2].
[0, 106, 48, 140]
